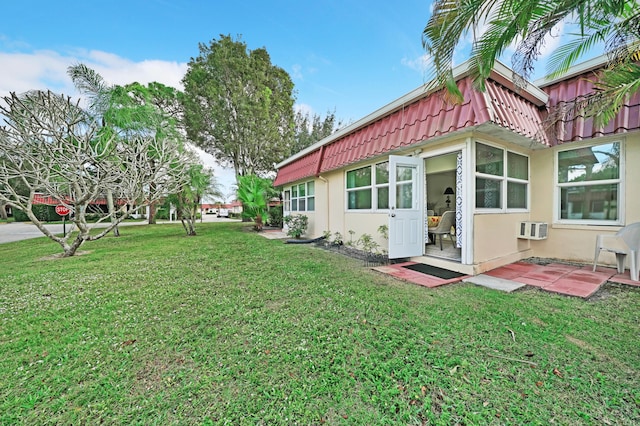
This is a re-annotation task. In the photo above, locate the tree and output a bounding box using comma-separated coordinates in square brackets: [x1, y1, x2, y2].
[292, 109, 343, 154]
[182, 35, 296, 182]
[422, 0, 640, 125]
[236, 174, 278, 231]
[68, 64, 185, 225]
[169, 162, 222, 236]
[0, 90, 189, 257]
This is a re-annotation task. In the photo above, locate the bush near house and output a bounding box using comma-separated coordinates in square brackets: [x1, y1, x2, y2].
[284, 214, 308, 238]
[267, 205, 283, 227]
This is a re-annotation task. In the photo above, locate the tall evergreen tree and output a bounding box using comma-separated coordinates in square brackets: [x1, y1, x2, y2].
[292, 109, 343, 154]
[182, 35, 296, 182]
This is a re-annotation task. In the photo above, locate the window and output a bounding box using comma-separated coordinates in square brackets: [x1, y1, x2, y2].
[507, 151, 528, 209]
[283, 190, 291, 213]
[375, 162, 389, 209]
[288, 181, 315, 212]
[346, 161, 389, 210]
[556, 141, 620, 223]
[475, 142, 529, 210]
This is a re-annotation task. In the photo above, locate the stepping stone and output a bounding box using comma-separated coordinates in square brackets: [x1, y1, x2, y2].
[463, 274, 526, 293]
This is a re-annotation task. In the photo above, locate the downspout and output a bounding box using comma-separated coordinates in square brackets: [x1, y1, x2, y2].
[315, 145, 329, 234]
[318, 175, 329, 233]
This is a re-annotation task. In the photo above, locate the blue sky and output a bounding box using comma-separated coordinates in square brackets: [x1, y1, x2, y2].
[0, 1, 436, 118]
[1, 1, 571, 197]
[1, 0, 438, 195]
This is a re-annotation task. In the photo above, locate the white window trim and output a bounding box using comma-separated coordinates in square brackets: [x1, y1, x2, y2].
[553, 139, 624, 226]
[474, 141, 530, 213]
[283, 189, 291, 213]
[287, 181, 315, 212]
[345, 161, 390, 212]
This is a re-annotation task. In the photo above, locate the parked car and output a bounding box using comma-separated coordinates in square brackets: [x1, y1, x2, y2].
[217, 208, 229, 218]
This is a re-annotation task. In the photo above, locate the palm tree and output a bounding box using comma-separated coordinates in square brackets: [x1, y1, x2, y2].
[170, 163, 222, 236]
[68, 64, 186, 226]
[422, 0, 640, 125]
[236, 175, 278, 231]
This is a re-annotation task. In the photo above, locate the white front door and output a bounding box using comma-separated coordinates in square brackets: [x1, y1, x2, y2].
[388, 155, 423, 259]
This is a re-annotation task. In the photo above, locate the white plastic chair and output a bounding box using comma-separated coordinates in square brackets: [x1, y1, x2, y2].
[593, 222, 640, 281]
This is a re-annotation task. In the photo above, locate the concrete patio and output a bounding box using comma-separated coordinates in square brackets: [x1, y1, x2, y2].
[374, 260, 640, 299]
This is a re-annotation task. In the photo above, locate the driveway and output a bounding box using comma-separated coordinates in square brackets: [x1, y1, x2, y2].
[0, 215, 239, 244]
[0, 221, 67, 244]
[0, 220, 146, 245]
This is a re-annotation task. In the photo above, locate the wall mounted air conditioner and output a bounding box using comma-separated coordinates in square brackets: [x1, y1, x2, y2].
[518, 221, 548, 240]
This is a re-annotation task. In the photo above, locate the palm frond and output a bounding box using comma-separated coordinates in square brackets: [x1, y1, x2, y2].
[67, 63, 111, 115]
[589, 62, 640, 125]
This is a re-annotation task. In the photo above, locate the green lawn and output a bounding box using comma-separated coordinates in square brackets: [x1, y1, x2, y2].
[0, 222, 638, 425]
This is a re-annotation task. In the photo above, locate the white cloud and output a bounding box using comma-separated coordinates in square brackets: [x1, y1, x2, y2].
[294, 102, 314, 116]
[401, 53, 431, 73]
[0, 47, 239, 194]
[190, 145, 238, 200]
[79, 49, 187, 89]
[0, 50, 74, 95]
[0, 48, 187, 99]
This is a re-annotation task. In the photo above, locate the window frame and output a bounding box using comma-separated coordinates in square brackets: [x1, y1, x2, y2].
[554, 139, 623, 225]
[474, 142, 530, 213]
[345, 161, 390, 211]
[286, 180, 315, 212]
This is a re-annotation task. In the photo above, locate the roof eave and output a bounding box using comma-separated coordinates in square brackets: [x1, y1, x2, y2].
[534, 54, 609, 88]
[276, 59, 549, 169]
[276, 84, 431, 169]
[489, 60, 548, 106]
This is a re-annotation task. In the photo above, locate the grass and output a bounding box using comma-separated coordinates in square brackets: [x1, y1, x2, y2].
[0, 222, 638, 424]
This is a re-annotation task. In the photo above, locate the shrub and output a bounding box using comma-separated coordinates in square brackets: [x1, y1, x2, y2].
[357, 233, 380, 255]
[14, 205, 58, 222]
[268, 205, 283, 227]
[284, 214, 308, 238]
[155, 208, 170, 220]
[347, 229, 355, 246]
[377, 224, 388, 241]
[332, 231, 344, 246]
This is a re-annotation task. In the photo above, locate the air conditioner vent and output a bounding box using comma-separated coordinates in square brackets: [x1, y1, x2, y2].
[518, 221, 548, 240]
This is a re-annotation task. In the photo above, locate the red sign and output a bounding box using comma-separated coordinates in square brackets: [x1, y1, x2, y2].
[55, 205, 71, 216]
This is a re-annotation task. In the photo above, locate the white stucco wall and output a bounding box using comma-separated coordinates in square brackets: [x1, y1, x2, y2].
[528, 133, 640, 266]
[279, 131, 640, 271]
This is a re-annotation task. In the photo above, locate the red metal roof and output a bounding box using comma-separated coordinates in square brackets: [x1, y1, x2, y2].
[32, 194, 70, 205]
[275, 75, 547, 186]
[543, 69, 640, 144]
[32, 193, 127, 206]
[486, 80, 549, 144]
[276, 57, 640, 188]
[273, 146, 324, 186]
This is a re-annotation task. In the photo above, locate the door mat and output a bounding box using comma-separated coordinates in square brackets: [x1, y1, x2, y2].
[402, 263, 465, 280]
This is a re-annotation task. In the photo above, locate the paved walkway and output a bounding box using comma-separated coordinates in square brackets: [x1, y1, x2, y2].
[374, 261, 640, 299]
[258, 229, 289, 239]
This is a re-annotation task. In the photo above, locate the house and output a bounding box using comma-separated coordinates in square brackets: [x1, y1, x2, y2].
[274, 55, 640, 276]
[201, 201, 244, 216]
[201, 203, 219, 214]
